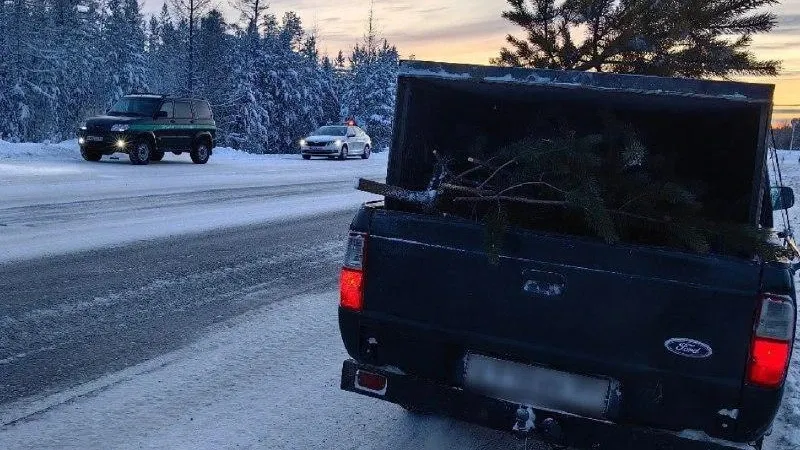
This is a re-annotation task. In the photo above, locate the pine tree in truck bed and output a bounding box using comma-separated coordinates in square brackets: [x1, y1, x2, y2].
[358, 118, 792, 262]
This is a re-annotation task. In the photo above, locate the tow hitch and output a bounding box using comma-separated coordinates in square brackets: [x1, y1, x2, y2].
[513, 406, 566, 449]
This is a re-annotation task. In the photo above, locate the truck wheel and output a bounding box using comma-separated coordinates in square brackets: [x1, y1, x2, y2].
[361, 145, 371, 160]
[302, 154, 311, 160]
[190, 141, 210, 164]
[129, 140, 151, 165]
[150, 151, 164, 162]
[339, 145, 348, 160]
[80, 148, 102, 162]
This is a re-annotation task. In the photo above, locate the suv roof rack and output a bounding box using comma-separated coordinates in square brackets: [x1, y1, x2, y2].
[126, 92, 165, 98]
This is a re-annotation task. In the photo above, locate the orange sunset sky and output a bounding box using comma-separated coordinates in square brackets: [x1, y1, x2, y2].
[143, 0, 800, 124]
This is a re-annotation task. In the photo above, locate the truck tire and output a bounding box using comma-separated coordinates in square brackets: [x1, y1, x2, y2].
[361, 145, 371, 160]
[339, 145, 348, 160]
[150, 151, 164, 162]
[80, 148, 102, 162]
[190, 141, 210, 164]
[129, 140, 151, 165]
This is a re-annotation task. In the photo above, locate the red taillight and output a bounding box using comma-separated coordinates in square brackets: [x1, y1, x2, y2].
[747, 294, 795, 389]
[355, 370, 387, 394]
[340, 268, 364, 311]
[340, 233, 366, 311]
[748, 338, 792, 388]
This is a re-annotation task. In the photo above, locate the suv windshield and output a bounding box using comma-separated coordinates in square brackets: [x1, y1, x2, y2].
[311, 126, 347, 136]
[108, 97, 161, 117]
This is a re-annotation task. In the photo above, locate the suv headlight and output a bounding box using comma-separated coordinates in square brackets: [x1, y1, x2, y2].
[299, 139, 307, 147]
[111, 124, 129, 132]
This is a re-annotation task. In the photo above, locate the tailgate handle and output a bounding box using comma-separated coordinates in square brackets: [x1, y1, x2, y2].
[522, 270, 566, 297]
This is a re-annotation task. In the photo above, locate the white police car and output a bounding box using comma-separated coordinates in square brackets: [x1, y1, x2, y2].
[300, 123, 372, 160]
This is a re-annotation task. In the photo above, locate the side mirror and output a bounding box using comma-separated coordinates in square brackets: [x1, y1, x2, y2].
[155, 111, 168, 119]
[771, 186, 795, 211]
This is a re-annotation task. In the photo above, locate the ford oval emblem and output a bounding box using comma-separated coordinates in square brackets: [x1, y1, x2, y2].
[664, 338, 713, 359]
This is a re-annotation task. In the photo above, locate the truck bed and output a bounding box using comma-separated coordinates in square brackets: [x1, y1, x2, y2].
[339, 203, 788, 445]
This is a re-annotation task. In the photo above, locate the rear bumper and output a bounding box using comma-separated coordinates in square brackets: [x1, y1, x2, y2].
[341, 359, 757, 450]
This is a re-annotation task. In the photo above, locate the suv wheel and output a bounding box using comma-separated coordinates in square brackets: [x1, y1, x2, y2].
[302, 154, 311, 160]
[129, 140, 151, 165]
[361, 145, 371, 160]
[191, 141, 210, 164]
[339, 145, 348, 160]
[80, 148, 102, 162]
[150, 151, 164, 162]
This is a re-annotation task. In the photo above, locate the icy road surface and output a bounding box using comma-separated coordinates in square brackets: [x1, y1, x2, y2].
[0, 140, 385, 263]
[0, 142, 531, 449]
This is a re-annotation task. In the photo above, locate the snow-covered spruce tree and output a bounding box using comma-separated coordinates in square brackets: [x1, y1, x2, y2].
[255, 12, 337, 152]
[196, 10, 230, 110]
[341, 39, 398, 151]
[493, 0, 781, 78]
[0, 0, 103, 141]
[336, 2, 399, 152]
[148, 4, 187, 96]
[102, 0, 148, 107]
[320, 55, 343, 123]
[224, 15, 271, 152]
[169, 0, 212, 96]
[0, 0, 40, 141]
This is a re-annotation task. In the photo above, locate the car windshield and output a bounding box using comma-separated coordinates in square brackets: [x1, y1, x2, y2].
[310, 126, 347, 136]
[107, 97, 161, 117]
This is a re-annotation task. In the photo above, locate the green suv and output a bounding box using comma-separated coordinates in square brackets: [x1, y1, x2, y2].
[77, 94, 216, 165]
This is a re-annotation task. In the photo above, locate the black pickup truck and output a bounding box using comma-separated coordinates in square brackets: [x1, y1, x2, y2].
[338, 61, 797, 450]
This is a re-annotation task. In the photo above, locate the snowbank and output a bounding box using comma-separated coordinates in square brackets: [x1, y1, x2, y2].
[0, 140, 392, 162]
[0, 139, 80, 160]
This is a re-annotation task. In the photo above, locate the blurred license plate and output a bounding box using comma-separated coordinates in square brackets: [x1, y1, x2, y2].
[464, 353, 614, 419]
[86, 136, 103, 142]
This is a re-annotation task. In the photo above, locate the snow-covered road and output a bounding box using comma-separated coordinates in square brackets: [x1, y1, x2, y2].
[0, 140, 385, 262]
[0, 142, 528, 450]
[0, 289, 522, 450]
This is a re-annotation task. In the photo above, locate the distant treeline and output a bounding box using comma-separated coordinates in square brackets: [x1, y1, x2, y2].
[0, 0, 399, 152]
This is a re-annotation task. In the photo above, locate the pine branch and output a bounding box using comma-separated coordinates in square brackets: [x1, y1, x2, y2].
[453, 196, 568, 207]
[497, 181, 565, 196]
[478, 157, 518, 189]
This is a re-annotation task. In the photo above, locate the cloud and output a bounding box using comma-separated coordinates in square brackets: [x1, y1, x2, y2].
[385, 17, 511, 44]
[774, 108, 800, 115]
[772, 13, 800, 34]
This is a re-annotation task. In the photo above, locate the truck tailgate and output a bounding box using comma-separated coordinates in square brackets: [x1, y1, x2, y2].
[362, 208, 763, 430]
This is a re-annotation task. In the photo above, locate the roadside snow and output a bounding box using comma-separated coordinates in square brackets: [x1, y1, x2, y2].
[0, 290, 523, 450]
[0, 141, 387, 262]
[0, 140, 79, 160]
[765, 151, 800, 450]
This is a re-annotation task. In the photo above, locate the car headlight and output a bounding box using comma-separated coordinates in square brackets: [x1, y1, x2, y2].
[110, 124, 129, 132]
[335, 140, 343, 146]
[79, 123, 87, 131]
[300, 139, 307, 147]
